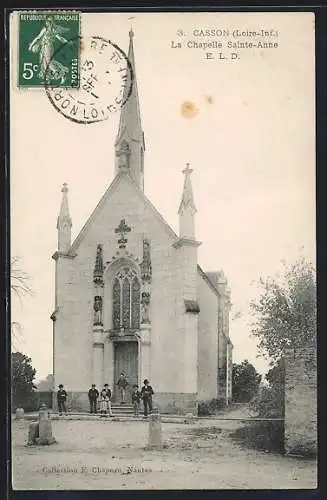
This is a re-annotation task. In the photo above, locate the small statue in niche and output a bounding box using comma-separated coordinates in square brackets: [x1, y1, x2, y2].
[140, 239, 152, 283]
[141, 292, 150, 324]
[93, 296, 103, 326]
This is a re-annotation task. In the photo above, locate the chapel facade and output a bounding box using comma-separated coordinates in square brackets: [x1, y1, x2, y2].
[51, 30, 233, 414]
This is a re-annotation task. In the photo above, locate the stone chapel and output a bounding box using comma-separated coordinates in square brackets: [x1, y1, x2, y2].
[51, 30, 233, 414]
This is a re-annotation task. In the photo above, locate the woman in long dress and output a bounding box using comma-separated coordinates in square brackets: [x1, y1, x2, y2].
[99, 389, 109, 417]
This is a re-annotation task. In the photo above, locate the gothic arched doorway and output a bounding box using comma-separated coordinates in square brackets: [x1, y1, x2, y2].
[111, 265, 140, 403]
[113, 341, 138, 404]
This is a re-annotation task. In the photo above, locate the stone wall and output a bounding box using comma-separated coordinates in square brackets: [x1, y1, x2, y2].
[197, 272, 219, 401]
[53, 391, 89, 412]
[153, 392, 198, 415]
[284, 347, 317, 456]
[206, 271, 231, 403]
[226, 342, 233, 404]
[217, 334, 227, 399]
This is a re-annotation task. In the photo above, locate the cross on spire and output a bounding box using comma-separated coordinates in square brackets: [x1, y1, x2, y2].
[178, 163, 197, 239]
[178, 163, 196, 215]
[183, 163, 193, 175]
[128, 16, 135, 38]
[57, 182, 72, 252]
[115, 219, 131, 249]
[57, 182, 71, 228]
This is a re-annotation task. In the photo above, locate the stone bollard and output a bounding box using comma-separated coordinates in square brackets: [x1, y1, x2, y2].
[34, 405, 56, 445]
[148, 409, 163, 449]
[27, 422, 39, 445]
[184, 412, 195, 424]
[15, 408, 24, 420]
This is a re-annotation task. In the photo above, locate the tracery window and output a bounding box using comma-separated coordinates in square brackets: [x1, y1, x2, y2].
[112, 267, 140, 330]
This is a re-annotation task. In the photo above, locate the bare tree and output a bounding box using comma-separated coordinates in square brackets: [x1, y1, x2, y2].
[11, 257, 34, 349]
[11, 257, 33, 300]
[229, 301, 243, 322]
[231, 308, 243, 322]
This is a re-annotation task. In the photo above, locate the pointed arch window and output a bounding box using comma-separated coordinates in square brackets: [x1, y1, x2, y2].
[112, 267, 140, 330]
[117, 140, 131, 170]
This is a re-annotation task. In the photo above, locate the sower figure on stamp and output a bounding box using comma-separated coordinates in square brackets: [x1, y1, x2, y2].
[117, 372, 128, 405]
[141, 379, 154, 418]
[57, 384, 67, 415]
[88, 384, 99, 414]
[27, 17, 70, 83]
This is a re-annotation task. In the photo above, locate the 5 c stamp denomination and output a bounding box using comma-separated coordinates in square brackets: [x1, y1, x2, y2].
[18, 11, 80, 88]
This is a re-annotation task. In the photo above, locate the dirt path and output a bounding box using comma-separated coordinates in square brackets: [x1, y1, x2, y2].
[12, 418, 317, 490]
[212, 403, 254, 419]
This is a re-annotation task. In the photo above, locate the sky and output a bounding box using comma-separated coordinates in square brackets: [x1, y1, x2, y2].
[10, 12, 315, 381]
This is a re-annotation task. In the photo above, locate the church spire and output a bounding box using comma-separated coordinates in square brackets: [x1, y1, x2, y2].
[178, 164, 197, 240]
[57, 183, 72, 252]
[115, 29, 145, 190]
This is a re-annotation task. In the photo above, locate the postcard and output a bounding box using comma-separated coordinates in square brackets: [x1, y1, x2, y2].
[9, 10, 316, 490]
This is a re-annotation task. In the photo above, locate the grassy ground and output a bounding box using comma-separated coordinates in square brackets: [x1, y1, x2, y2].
[230, 421, 285, 453]
[12, 414, 317, 490]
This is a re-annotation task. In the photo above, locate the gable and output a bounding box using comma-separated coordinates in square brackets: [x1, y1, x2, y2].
[69, 172, 178, 255]
[65, 171, 222, 300]
[197, 265, 222, 298]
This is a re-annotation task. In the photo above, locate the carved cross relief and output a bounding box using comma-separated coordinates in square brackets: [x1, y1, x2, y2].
[115, 219, 131, 249]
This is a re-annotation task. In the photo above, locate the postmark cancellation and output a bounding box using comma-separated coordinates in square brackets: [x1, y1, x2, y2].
[45, 35, 133, 124]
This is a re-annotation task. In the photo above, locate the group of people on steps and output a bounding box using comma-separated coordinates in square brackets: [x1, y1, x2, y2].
[57, 373, 154, 418]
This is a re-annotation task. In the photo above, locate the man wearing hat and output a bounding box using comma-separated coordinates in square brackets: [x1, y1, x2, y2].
[116, 372, 128, 405]
[57, 384, 67, 415]
[88, 384, 99, 414]
[141, 379, 154, 417]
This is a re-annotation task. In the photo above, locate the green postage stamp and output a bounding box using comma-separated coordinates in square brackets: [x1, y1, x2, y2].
[18, 11, 80, 88]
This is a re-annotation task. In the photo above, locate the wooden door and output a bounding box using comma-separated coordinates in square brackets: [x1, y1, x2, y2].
[113, 342, 138, 403]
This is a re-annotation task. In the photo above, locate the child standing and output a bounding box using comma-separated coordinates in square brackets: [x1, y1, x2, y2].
[99, 388, 109, 417]
[104, 383, 113, 417]
[57, 384, 67, 415]
[131, 385, 141, 416]
[141, 379, 154, 417]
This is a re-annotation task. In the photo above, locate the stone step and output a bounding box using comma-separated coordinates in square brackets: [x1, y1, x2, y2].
[93, 404, 133, 408]
[19, 413, 198, 424]
[52, 409, 135, 417]
[51, 414, 144, 420]
[109, 407, 134, 415]
[41, 414, 196, 423]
